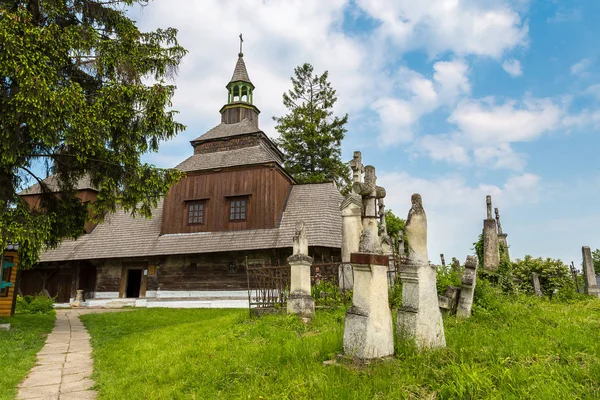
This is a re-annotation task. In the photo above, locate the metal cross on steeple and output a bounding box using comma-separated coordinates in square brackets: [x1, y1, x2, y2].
[239, 33, 244, 55]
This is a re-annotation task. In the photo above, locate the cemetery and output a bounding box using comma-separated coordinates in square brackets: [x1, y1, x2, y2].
[2, 2, 600, 399]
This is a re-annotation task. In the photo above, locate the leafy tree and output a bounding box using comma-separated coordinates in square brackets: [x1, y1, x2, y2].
[592, 249, 600, 274]
[0, 1, 186, 267]
[273, 63, 350, 190]
[512, 256, 576, 296]
[384, 209, 407, 254]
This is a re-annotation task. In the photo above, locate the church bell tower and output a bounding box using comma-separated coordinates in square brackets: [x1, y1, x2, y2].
[219, 34, 261, 126]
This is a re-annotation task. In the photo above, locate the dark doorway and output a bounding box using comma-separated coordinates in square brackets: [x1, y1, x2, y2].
[126, 269, 142, 298]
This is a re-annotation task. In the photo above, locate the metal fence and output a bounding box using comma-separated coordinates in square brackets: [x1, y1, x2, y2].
[245, 258, 289, 311]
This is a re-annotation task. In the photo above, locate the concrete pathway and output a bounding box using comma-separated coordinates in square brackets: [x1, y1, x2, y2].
[17, 309, 125, 400]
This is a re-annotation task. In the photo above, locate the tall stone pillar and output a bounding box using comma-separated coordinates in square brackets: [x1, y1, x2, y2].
[456, 256, 478, 318]
[354, 166, 385, 253]
[495, 208, 510, 261]
[340, 195, 362, 290]
[396, 194, 445, 349]
[483, 196, 499, 270]
[582, 246, 600, 297]
[287, 222, 314, 318]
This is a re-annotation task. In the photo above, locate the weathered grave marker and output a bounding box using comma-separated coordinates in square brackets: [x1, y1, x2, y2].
[531, 272, 543, 296]
[456, 255, 478, 318]
[483, 195, 500, 270]
[287, 222, 315, 318]
[397, 194, 445, 349]
[582, 246, 600, 297]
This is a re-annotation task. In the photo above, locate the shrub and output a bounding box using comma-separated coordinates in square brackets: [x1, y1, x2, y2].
[436, 264, 461, 295]
[389, 276, 403, 308]
[512, 256, 576, 297]
[15, 294, 56, 315]
[472, 276, 505, 318]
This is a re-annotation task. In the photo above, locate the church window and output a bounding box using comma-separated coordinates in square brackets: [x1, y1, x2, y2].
[229, 197, 247, 221]
[187, 201, 205, 225]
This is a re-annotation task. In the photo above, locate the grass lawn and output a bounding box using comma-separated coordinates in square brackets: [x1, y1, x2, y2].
[0, 314, 55, 400]
[81, 298, 600, 400]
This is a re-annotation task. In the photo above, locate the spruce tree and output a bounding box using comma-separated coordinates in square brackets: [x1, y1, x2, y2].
[273, 63, 350, 190]
[0, 1, 187, 267]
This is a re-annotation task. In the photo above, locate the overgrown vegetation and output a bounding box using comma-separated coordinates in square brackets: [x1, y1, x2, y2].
[0, 314, 55, 400]
[82, 294, 600, 399]
[15, 294, 55, 315]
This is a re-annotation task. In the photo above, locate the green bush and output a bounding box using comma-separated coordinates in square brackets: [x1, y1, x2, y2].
[512, 256, 576, 297]
[389, 276, 403, 308]
[472, 276, 506, 318]
[15, 294, 56, 315]
[436, 264, 461, 295]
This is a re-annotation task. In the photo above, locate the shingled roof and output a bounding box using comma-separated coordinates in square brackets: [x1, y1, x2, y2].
[176, 142, 283, 172]
[38, 182, 343, 262]
[229, 54, 252, 84]
[192, 119, 261, 142]
[18, 174, 97, 195]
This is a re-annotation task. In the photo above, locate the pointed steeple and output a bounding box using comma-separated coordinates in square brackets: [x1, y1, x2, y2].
[220, 34, 260, 126]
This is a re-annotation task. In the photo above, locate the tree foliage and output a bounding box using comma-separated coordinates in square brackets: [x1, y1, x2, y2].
[592, 249, 600, 274]
[0, 1, 186, 267]
[273, 63, 350, 190]
[512, 256, 576, 297]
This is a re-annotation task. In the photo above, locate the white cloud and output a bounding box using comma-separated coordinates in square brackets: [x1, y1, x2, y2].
[502, 59, 523, 77]
[473, 143, 526, 170]
[414, 134, 469, 165]
[547, 9, 582, 23]
[449, 97, 562, 143]
[571, 58, 591, 76]
[371, 98, 418, 145]
[378, 170, 541, 262]
[356, 0, 528, 58]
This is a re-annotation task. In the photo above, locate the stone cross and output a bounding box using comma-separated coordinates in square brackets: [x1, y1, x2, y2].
[287, 221, 314, 318]
[354, 165, 386, 253]
[440, 254, 446, 267]
[378, 198, 387, 236]
[486, 195, 492, 220]
[397, 193, 446, 349]
[349, 151, 364, 187]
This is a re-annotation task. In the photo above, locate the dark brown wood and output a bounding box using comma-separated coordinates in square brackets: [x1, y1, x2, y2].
[350, 253, 390, 266]
[161, 165, 293, 235]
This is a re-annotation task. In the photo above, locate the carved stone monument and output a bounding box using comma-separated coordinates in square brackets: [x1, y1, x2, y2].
[483, 196, 500, 270]
[342, 165, 393, 360]
[378, 198, 394, 255]
[582, 246, 600, 297]
[531, 272, 543, 296]
[451, 257, 461, 274]
[440, 254, 446, 267]
[456, 255, 478, 318]
[396, 194, 445, 349]
[495, 208, 510, 261]
[287, 222, 314, 318]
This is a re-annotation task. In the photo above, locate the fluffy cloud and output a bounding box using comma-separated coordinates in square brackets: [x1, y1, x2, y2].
[355, 0, 528, 57]
[378, 170, 541, 262]
[449, 97, 562, 143]
[502, 59, 523, 77]
[414, 134, 469, 165]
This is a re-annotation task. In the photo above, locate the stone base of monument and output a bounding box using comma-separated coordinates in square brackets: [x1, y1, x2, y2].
[342, 253, 394, 360]
[287, 293, 314, 318]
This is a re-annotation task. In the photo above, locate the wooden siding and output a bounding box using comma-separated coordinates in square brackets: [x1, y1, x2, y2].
[21, 189, 99, 233]
[0, 251, 19, 316]
[161, 165, 293, 235]
[220, 105, 259, 125]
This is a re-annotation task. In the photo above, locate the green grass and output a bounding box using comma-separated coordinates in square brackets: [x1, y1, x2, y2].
[0, 314, 55, 400]
[81, 298, 600, 400]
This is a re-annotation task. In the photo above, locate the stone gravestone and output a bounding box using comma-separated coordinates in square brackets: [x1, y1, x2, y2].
[495, 208, 510, 261]
[287, 222, 315, 318]
[456, 255, 478, 318]
[396, 194, 446, 349]
[71, 290, 84, 307]
[438, 286, 460, 315]
[582, 246, 600, 297]
[342, 165, 393, 360]
[451, 257, 461, 275]
[531, 272, 543, 296]
[339, 151, 365, 291]
[378, 198, 394, 255]
[483, 195, 500, 270]
[440, 254, 446, 267]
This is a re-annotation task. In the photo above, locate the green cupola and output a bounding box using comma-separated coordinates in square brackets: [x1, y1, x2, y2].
[219, 35, 261, 126]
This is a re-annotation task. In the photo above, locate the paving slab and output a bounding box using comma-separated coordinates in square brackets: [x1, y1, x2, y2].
[15, 309, 120, 400]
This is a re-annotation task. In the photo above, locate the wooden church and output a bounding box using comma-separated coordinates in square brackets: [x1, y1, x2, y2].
[18, 48, 343, 307]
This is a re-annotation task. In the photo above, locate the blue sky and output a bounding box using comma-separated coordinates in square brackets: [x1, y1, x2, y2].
[130, 0, 600, 267]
